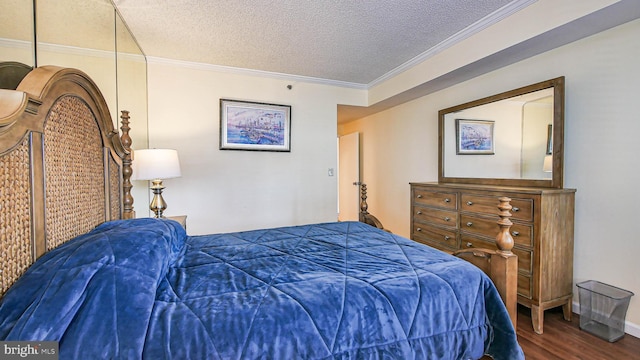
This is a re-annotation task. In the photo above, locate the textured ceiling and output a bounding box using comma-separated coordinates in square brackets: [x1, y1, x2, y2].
[113, 0, 519, 86]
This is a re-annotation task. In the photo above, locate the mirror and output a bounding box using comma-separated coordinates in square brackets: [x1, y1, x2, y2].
[0, 0, 34, 66]
[439, 77, 564, 188]
[116, 12, 150, 214]
[1, 0, 150, 214]
[36, 0, 118, 121]
[116, 11, 148, 150]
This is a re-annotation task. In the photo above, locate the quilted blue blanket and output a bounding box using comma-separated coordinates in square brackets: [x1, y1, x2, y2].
[0, 218, 523, 359]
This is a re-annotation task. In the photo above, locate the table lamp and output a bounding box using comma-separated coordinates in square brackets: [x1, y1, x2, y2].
[132, 149, 181, 218]
[543, 154, 553, 173]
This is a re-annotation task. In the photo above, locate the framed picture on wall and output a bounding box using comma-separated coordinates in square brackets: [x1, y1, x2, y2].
[455, 119, 495, 155]
[220, 99, 291, 152]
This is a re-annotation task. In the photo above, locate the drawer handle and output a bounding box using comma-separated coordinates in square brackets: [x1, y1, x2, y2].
[511, 231, 520, 237]
[466, 201, 473, 206]
[417, 194, 423, 199]
[444, 236, 450, 241]
[466, 222, 473, 227]
[444, 198, 451, 203]
[444, 217, 450, 221]
[512, 207, 520, 212]
[416, 227, 422, 232]
[466, 242, 473, 248]
[416, 210, 422, 215]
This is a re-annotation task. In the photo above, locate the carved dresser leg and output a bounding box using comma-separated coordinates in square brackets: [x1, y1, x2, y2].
[562, 301, 572, 321]
[532, 305, 544, 334]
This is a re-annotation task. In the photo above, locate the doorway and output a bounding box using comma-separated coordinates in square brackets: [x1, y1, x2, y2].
[338, 132, 360, 221]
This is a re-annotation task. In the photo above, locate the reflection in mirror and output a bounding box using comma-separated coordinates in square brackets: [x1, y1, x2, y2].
[36, 0, 118, 121]
[439, 77, 564, 188]
[2, 0, 150, 216]
[443, 88, 553, 180]
[116, 13, 147, 145]
[116, 12, 150, 214]
[521, 92, 553, 179]
[0, 0, 35, 66]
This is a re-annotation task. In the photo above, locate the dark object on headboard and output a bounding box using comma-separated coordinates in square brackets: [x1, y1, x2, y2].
[357, 183, 386, 231]
[0, 62, 33, 90]
[0, 64, 132, 296]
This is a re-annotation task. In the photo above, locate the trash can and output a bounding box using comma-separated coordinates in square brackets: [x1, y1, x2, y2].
[576, 280, 634, 342]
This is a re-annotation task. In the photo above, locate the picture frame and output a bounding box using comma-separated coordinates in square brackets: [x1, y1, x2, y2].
[455, 119, 495, 155]
[220, 99, 291, 152]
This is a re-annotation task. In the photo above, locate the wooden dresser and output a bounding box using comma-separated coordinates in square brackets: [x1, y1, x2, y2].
[410, 182, 576, 334]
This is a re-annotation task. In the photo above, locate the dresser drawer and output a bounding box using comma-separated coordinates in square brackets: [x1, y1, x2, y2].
[413, 189, 457, 210]
[460, 194, 533, 222]
[518, 274, 532, 299]
[459, 214, 533, 247]
[413, 225, 458, 250]
[460, 235, 532, 275]
[414, 206, 457, 228]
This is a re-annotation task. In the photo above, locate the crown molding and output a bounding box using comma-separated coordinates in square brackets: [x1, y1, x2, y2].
[0, 37, 146, 63]
[368, 0, 538, 88]
[2, 0, 537, 90]
[145, 56, 368, 90]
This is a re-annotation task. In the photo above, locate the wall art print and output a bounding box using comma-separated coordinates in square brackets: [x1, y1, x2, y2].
[220, 99, 291, 152]
[455, 119, 495, 155]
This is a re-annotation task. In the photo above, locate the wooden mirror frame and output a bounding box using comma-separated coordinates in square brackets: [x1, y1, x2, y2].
[438, 76, 565, 188]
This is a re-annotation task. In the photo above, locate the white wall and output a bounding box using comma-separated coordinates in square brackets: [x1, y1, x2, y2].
[340, 19, 640, 333]
[145, 61, 365, 235]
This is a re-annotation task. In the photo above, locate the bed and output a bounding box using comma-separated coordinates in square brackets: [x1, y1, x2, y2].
[0, 65, 524, 359]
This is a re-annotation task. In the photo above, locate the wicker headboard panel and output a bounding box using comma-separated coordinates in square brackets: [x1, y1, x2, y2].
[0, 65, 134, 296]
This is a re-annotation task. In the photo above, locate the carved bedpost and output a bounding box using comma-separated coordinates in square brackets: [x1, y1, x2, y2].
[493, 197, 518, 328]
[120, 110, 135, 219]
[453, 196, 518, 328]
[357, 183, 385, 230]
[496, 197, 515, 253]
[358, 182, 369, 218]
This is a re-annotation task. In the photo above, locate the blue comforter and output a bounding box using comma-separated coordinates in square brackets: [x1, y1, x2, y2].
[0, 219, 523, 359]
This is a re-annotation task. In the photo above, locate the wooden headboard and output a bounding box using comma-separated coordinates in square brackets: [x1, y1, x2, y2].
[0, 65, 134, 296]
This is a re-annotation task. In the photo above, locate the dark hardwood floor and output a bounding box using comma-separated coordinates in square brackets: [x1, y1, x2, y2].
[515, 305, 640, 359]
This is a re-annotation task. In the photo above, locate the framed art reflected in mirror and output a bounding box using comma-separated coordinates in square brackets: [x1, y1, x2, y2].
[455, 119, 495, 155]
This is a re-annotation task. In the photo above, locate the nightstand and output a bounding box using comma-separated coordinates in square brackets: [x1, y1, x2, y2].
[166, 215, 187, 230]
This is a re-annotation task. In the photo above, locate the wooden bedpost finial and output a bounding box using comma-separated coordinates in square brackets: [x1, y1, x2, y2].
[496, 197, 514, 254]
[356, 182, 386, 230]
[359, 183, 369, 215]
[120, 110, 135, 219]
[120, 110, 132, 150]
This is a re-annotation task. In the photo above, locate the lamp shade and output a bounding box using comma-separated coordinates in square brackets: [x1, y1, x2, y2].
[132, 149, 181, 180]
[543, 154, 553, 173]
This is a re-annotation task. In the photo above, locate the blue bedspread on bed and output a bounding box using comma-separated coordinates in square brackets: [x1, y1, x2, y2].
[0, 219, 523, 359]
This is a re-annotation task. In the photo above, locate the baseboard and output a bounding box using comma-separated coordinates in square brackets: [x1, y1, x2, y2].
[573, 300, 640, 339]
[626, 321, 640, 339]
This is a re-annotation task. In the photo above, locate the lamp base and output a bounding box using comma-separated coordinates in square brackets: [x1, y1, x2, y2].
[149, 179, 167, 218]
